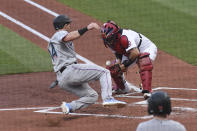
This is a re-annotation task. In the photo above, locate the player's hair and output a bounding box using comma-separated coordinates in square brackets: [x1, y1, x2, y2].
[148, 91, 171, 116]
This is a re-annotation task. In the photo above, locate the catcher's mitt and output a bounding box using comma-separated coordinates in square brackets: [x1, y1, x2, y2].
[106, 64, 123, 77]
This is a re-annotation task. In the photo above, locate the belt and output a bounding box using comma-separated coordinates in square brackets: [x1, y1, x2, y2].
[137, 33, 142, 49]
[59, 62, 77, 73]
[60, 66, 67, 73]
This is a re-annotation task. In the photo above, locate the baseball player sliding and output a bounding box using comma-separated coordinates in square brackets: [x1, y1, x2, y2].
[100, 20, 157, 99]
[48, 15, 126, 114]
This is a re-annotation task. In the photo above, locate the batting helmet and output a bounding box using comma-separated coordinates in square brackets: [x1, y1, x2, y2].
[100, 20, 120, 46]
[148, 91, 171, 115]
[53, 14, 72, 30]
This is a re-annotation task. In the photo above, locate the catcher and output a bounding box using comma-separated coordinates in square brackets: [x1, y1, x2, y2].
[100, 20, 157, 99]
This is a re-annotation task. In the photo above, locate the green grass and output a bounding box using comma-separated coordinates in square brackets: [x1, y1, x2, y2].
[152, 0, 197, 17]
[0, 24, 52, 75]
[58, 0, 197, 65]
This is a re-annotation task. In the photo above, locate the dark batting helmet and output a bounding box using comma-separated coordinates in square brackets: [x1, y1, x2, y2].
[53, 14, 72, 30]
[100, 20, 120, 46]
[148, 91, 171, 115]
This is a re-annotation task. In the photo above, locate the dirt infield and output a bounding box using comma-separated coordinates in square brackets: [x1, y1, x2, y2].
[0, 0, 197, 131]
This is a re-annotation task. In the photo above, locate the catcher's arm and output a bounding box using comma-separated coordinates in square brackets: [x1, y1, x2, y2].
[122, 47, 139, 68]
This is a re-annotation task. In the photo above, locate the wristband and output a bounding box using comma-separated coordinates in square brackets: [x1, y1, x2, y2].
[122, 58, 136, 67]
[78, 27, 88, 36]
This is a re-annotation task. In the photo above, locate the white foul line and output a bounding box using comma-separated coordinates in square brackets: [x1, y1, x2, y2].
[0, 107, 55, 111]
[118, 95, 197, 102]
[1, 105, 196, 120]
[33, 106, 153, 119]
[0, 11, 50, 42]
[129, 101, 197, 112]
[153, 87, 197, 91]
[171, 98, 197, 102]
[35, 110, 153, 119]
[0, 106, 152, 119]
[173, 107, 197, 112]
[24, 0, 58, 17]
[116, 95, 144, 98]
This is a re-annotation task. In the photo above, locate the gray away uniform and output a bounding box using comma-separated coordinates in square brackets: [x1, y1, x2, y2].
[136, 118, 186, 131]
[48, 30, 114, 111]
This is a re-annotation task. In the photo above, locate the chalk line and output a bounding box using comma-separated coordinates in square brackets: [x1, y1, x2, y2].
[34, 108, 153, 119]
[24, 0, 58, 17]
[0, 107, 55, 111]
[153, 87, 197, 91]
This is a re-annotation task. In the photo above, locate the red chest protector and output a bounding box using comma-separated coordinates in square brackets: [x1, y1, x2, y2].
[111, 34, 130, 57]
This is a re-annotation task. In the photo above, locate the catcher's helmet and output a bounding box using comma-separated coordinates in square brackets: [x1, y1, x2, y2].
[100, 20, 120, 45]
[53, 14, 72, 30]
[148, 91, 171, 115]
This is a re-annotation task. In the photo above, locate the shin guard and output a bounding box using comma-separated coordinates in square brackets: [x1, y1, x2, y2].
[137, 53, 153, 93]
[112, 75, 126, 90]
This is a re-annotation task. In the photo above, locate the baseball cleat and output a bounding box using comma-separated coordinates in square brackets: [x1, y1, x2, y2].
[143, 93, 151, 100]
[142, 89, 152, 100]
[49, 80, 58, 89]
[112, 88, 130, 94]
[112, 84, 132, 95]
[102, 98, 127, 108]
[61, 102, 71, 114]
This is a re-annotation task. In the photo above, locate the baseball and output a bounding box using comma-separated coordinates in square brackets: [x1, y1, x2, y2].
[106, 60, 111, 66]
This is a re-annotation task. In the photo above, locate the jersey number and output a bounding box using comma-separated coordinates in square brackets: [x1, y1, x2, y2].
[48, 43, 57, 61]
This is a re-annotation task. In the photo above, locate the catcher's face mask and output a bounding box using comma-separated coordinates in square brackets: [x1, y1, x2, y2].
[100, 21, 119, 47]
